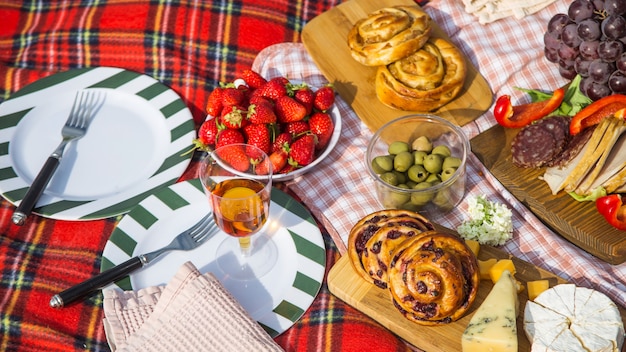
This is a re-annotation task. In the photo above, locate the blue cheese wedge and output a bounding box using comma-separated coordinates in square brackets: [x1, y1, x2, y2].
[461, 270, 519, 352]
[524, 284, 624, 352]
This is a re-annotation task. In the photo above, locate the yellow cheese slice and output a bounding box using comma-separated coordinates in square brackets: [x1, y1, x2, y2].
[461, 270, 519, 352]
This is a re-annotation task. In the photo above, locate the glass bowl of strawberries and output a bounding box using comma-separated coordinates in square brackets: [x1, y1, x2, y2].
[194, 69, 342, 181]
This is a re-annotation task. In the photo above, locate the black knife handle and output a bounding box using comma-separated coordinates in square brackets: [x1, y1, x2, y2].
[12, 156, 61, 225]
[49, 256, 144, 308]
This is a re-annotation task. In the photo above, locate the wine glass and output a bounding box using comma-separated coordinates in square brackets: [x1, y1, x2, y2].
[198, 143, 276, 280]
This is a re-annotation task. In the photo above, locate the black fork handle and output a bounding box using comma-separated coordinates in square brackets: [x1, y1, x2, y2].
[49, 256, 144, 308]
[12, 156, 61, 225]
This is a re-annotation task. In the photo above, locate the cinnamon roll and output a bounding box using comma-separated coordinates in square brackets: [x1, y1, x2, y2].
[347, 210, 434, 287]
[375, 37, 466, 111]
[347, 6, 432, 66]
[387, 230, 479, 325]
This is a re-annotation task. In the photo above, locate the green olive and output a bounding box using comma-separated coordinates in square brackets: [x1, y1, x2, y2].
[383, 188, 411, 208]
[393, 151, 413, 172]
[442, 156, 462, 170]
[380, 172, 399, 186]
[432, 145, 451, 157]
[399, 202, 421, 212]
[425, 173, 440, 183]
[413, 150, 428, 165]
[423, 153, 443, 174]
[440, 167, 457, 182]
[393, 170, 407, 184]
[388, 141, 410, 155]
[411, 182, 434, 206]
[372, 155, 393, 173]
[432, 188, 452, 210]
[411, 136, 433, 153]
[407, 164, 428, 183]
[405, 180, 417, 188]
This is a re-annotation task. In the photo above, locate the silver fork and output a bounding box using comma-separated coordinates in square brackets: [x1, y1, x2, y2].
[12, 90, 106, 225]
[49, 213, 219, 308]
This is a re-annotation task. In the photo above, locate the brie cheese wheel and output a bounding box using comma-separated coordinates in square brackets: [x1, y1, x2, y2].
[524, 284, 624, 352]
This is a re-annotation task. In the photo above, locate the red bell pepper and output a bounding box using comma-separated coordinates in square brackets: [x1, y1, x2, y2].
[494, 88, 565, 128]
[569, 94, 626, 135]
[596, 194, 626, 231]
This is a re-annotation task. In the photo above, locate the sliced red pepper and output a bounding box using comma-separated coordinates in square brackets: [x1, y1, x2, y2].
[569, 94, 626, 135]
[596, 194, 626, 231]
[494, 88, 565, 128]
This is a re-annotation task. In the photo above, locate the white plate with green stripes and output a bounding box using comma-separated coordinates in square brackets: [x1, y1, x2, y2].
[0, 67, 195, 220]
[101, 178, 326, 337]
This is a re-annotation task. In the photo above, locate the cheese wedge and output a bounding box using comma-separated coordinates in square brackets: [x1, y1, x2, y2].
[461, 270, 519, 352]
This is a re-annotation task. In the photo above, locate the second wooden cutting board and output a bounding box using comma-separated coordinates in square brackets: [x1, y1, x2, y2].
[301, 0, 493, 132]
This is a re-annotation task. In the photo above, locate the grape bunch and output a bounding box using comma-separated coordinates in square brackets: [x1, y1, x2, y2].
[544, 0, 626, 100]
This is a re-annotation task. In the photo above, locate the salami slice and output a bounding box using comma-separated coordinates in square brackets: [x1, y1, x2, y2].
[511, 119, 559, 168]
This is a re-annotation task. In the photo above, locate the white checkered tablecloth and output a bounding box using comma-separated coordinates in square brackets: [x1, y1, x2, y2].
[252, 0, 626, 308]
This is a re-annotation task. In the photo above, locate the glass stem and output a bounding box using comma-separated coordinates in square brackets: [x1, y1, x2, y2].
[238, 237, 252, 256]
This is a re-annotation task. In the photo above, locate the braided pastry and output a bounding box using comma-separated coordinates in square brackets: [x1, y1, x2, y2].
[347, 210, 434, 288]
[375, 37, 466, 112]
[347, 6, 432, 66]
[387, 230, 479, 325]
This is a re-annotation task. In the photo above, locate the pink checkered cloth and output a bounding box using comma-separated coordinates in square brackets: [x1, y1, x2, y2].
[252, 0, 626, 308]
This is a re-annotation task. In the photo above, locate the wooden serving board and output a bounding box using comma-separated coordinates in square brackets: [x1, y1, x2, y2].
[301, 0, 493, 132]
[328, 226, 626, 351]
[471, 124, 626, 264]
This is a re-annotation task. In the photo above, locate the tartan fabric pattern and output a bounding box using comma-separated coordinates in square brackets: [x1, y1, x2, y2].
[0, 1, 427, 351]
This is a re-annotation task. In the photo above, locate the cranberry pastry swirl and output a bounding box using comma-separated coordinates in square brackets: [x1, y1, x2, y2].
[347, 6, 432, 66]
[347, 210, 434, 287]
[387, 230, 479, 326]
[375, 37, 466, 112]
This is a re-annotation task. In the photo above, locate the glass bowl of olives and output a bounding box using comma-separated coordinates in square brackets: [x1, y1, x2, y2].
[366, 114, 470, 216]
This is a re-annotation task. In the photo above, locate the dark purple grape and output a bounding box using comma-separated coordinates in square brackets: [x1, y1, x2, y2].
[602, 15, 626, 40]
[609, 71, 626, 93]
[598, 40, 625, 61]
[559, 65, 578, 80]
[581, 76, 596, 93]
[569, 0, 595, 22]
[617, 52, 626, 72]
[591, 0, 605, 11]
[586, 82, 612, 100]
[559, 58, 576, 71]
[544, 31, 561, 49]
[580, 40, 601, 60]
[545, 47, 560, 63]
[589, 59, 616, 83]
[577, 19, 602, 41]
[604, 0, 626, 16]
[548, 13, 571, 34]
[575, 56, 592, 76]
[558, 42, 580, 61]
[561, 23, 583, 47]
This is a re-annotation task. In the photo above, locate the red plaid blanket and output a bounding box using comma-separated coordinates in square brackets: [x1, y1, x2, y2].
[0, 0, 427, 351]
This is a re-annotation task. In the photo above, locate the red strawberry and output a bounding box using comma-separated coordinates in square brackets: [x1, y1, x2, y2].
[308, 112, 334, 150]
[272, 132, 292, 154]
[216, 144, 250, 172]
[289, 134, 316, 167]
[255, 150, 288, 175]
[247, 102, 277, 125]
[275, 95, 307, 123]
[206, 87, 224, 117]
[284, 121, 310, 137]
[198, 118, 218, 146]
[294, 86, 315, 115]
[221, 87, 245, 107]
[314, 85, 335, 112]
[243, 123, 271, 155]
[279, 164, 297, 174]
[216, 128, 245, 149]
[258, 77, 288, 101]
[241, 69, 267, 89]
[220, 105, 247, 129]
[249, 90, 273, 106]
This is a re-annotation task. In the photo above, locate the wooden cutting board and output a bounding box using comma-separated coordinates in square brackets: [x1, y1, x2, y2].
[327, 226, 626, 351]
[301, 0, 493, 132]
[471, 124, 626, 264]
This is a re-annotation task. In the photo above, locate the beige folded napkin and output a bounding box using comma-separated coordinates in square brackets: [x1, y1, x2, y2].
[462, 0, 558, 24]
[102, 261, 284, 352]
